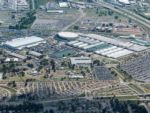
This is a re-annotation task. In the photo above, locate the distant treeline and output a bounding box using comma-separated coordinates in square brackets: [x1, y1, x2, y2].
[9, 11, 36, 30]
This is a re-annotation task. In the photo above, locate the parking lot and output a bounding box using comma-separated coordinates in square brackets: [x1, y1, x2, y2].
[120, 55, 150, 82]
[92, 84, 138, 97]
[37, 11, 80, 20]
[17, 80, 118, 100]
[93, 66, 115, 80]
[31, 19, 73, 30]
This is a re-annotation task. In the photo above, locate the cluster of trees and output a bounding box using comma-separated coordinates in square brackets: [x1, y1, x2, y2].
[0, 102, 43, 112]
[130, 102, 147, 113]
[44, 109, 54, 113]
[81, 71, 86, 77]
[102, 23, 113, 27]
[96, 9, 114, 17]
[25, 79, 36, 86]
[93, 60, 105, 66]
[134, 9, 150, 21]
[20, 71, 25, 77]
[61, 77, 66, 81]
[44, 74, 49, 78]
[1, 63, 17, 72]
[108, 68, 118, 77]
[27, 63, 34, 68]
[51, 60, 56, 72]
[27, 56, 32, 60]
[40, 59, 49, 66]
[85, 67, 90, 73]
[7, 81, 16, 87]
[61, 61, 67, 67]
[46, 68, 50, 73]
[110, 99, 129, 113]
[0, 50, 3, 54]
[117, 65, 132, 79]
[74, 26, 79, 30]
[9, 11, 36, 29]
[26, 79, 36, 82]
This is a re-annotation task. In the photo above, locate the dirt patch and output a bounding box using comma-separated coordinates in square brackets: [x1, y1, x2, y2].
[114, 27, 143, 35]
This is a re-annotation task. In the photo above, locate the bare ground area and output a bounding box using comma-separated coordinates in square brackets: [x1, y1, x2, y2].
[114, 27, 143, 35]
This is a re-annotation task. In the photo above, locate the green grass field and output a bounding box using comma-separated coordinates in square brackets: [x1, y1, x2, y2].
[128, 84, 144, 93]
[78, 92, 85, 97]
[0, 86, 17, 93]
[98, 95, 138, 99]
[44, 103, 51, 107]
[113, 96, 138, 99]
[0, 86, 17, 102]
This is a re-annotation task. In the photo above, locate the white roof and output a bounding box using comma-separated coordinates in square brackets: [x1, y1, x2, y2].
[68, 41, 79, 45]
[4, 36, 45, 49]
[59, 2, 69, 7]
[128, 45, 147, 52]
[6, 58, 10, 62]
[29, 51, 42, 57]
[118, 0, 130, 4]
[47, 10, 64, 13]
[14, 58, 18, 61]
[58, 32, 78, 38]
[70, 57, 91, 65]
[82, 42, 104, 49]
[73, 42, 84, 46]
[77, 43, 88, 48]
[107, 49, 133, 58]
[86, 34, 147, 52]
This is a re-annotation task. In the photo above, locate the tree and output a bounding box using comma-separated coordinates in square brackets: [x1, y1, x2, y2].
[12, 15, 15, 19]
[21, 72, 25, 77]
[49, 109, 54, 112]
[114, 15, 118, 19]
[74, 26, 79, 30]
[13, 83, 16, 87]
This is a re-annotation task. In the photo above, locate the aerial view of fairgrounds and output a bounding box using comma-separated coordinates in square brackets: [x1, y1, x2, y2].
[0, 0, 150, 112]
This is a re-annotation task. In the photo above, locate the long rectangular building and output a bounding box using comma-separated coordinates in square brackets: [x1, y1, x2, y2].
[3, 36, 46, 50]
[70, 57, 91, 65]
[86, 34, 147, 52]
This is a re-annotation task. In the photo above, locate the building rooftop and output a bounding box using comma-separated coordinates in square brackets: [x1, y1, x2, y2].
[70, 57, 92, 65]
[4, 36, 45, 49]
[29, 51, 42, 57]
[59, 2, 69, 7]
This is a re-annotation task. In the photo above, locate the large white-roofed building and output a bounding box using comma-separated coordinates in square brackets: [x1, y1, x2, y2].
[70, 57, 92, 65]
[47, 10, 64, 14]
[118, 0, 130, 5]
[3, 36, 46, 50]
[59, 2, 69, 8]
[58, 32, 79, 41]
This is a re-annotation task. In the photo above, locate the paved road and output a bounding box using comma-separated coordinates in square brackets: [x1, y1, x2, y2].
[95, 0, 150, 29]
[61, 8, 86, 31]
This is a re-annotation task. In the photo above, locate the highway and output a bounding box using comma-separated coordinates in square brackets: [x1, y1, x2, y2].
[95, 0, 150, 29]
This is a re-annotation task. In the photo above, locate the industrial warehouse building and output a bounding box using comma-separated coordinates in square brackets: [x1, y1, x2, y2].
[66, 32, 149, 59]
[3, 36, 46, 50]
[70, 57, 92, 65]
[118, 0, 130, 5]
[59, 2, 69, 8]
[47, 10, 65, 14]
